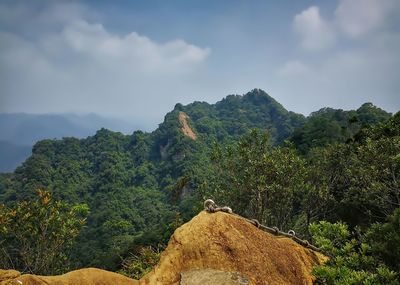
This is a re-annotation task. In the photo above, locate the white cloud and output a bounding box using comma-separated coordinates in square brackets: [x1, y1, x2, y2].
[53, 19, 210, 73]
[0, 2, 211, 122]
[335, 0, 398, 38]
[1, 1, 399, 127]
[274, 31, 400, 115]
[277, 60, 310, 77]
[280, 0, 400, 114]
[294, 0, 400, 45]
[293, 6, 335, 51]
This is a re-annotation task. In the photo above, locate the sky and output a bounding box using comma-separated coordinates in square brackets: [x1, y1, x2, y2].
[0, 0, 399, 130]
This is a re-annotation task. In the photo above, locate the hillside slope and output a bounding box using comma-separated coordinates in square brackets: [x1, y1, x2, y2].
[0, 113, 140, 172]
[0, 89, 391, 270]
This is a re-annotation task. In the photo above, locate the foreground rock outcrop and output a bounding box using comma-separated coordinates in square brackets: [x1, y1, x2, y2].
[1, 211, 326, 285]
[141, 211, 326, 285]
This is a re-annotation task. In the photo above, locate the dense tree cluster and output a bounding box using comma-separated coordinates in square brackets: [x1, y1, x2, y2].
[0, 89, 397, 284]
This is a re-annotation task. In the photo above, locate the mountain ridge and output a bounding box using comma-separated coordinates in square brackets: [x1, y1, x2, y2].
[0, 89, 393, 271]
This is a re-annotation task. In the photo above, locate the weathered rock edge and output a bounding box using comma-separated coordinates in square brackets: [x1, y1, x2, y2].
[140, 211, 327, 285]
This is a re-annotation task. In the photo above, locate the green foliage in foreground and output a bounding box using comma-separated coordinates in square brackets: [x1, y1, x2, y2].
[310, 210, 400, 284]
[0, 190, 89, 274]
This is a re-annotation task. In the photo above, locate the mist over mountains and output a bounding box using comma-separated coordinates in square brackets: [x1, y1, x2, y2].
[0, 113, 144, 172]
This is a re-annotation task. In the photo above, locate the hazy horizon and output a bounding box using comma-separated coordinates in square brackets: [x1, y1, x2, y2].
[0, 88, 394, 133]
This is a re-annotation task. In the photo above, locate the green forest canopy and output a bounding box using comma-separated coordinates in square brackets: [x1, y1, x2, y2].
[0, 89, 398, 283]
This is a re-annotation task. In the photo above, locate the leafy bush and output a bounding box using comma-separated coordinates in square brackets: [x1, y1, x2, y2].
[310, 220, 399, 284]
[0, 190, 89, 274]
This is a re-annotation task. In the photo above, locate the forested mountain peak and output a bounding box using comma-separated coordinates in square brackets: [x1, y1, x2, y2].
[218, 88, 284, 111]
[163, 89, 305, 145]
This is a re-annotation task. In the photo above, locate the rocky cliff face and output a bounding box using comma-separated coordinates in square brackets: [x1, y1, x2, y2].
[1, 211, 326, 285]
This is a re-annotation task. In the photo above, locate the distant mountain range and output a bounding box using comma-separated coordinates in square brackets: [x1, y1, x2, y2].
[0, 113, 142, 172]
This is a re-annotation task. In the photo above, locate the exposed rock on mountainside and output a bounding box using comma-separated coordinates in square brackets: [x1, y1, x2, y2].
[1, 211, 326, 285]
[178, 112, 197, 140]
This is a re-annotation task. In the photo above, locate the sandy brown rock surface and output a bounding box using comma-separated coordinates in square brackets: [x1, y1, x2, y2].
[1, 211, 326, 285]
[178, 112, 197, 140]
[0, 268, 137, 285]
[140, 211, 327, 285]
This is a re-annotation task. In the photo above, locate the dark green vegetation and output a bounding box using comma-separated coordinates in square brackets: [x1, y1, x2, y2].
[291, 102, 391, 154]
[0, 89, 398, 284]
[310, 214, 400, 284]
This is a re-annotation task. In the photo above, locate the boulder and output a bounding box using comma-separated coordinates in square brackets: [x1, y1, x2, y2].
[140, 211, 326, 285]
